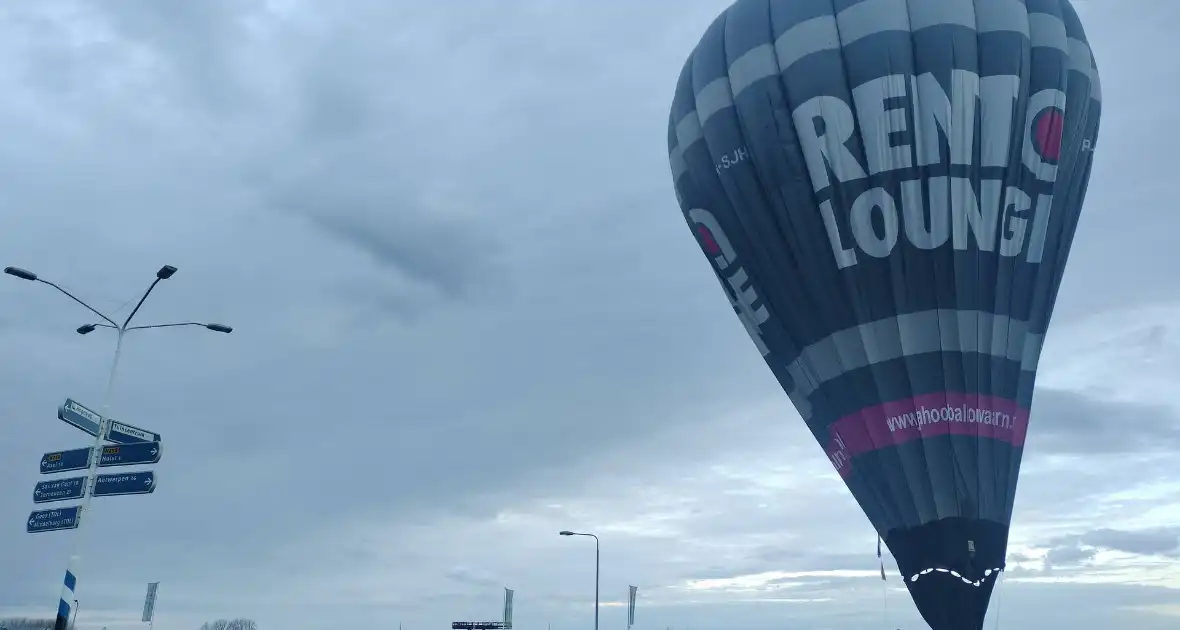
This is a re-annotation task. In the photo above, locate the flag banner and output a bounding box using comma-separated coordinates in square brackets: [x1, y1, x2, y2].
[142, 582, 160, 622]
[628, 585, 638, 626]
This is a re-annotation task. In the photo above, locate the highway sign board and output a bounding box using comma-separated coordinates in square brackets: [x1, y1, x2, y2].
[27, 506, 81, 533]
[98, 441, 161, 468]
[33, 477, 87, 504]
[93, 471, 156, 497]
[40, 447, 92, 475]
[57, 398, 162, 444]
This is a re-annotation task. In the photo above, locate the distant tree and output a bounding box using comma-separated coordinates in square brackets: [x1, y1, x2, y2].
[0, 618, 55, 630]
[200, 619, 256, 630]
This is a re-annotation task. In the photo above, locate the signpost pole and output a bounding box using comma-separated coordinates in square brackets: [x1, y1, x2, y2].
[5, 264, 232, 629]
[54, 329, 124, 630]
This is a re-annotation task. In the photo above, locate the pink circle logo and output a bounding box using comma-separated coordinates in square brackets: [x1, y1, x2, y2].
[696, 224, 722, 256]
[1033, 108, 1065, 162]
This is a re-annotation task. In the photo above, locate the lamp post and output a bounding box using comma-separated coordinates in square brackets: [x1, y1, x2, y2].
[559, 530, 599, 630]
[70, 600, 78, 630]
[4, 265, 231, 630]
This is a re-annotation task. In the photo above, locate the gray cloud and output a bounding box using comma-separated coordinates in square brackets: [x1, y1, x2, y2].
[1028, 389, 1180, 455]
[1080, 528, 1180, 556]
[1031, 526, 1180, 576]
[284, 182, 502, 301]
[1042, 527, 1180, 561]
[1043, 544, 1098, 571]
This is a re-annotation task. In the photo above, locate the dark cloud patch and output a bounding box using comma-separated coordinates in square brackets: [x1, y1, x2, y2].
[1080, 527, 1180, 556]
[1036, 527, 1180, 573]
[248, 144, 508, 310]
[1044, 527, 1180, 555]
[300, 206, 501, 301]
[1043, 544, 1098, 571]
[1028, 388, 1180, 455]
[1007, 550, 1035, 563]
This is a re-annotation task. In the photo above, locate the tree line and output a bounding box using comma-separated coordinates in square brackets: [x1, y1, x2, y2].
[0, 617, 257, 630]
[0, 618, 53, 630]
[200, 619, 258, 630]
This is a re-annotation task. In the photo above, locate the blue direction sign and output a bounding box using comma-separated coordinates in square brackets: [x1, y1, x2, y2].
[33, 477, 86, 504]
[40, 447, 92, 475]
[98, 441, 161, 468]
[58, 398, 101, 438]
[106, 419, 161, 445]
[27, 506, 81, 533]
[93, 471, 156, 497]
[57, 398, 162, 445]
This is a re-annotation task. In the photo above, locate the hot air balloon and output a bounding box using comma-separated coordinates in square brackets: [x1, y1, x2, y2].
[667, 1, 1100, 629]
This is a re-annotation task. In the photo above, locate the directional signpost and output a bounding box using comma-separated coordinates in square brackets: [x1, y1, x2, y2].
[34, 477, 87, 504]
[57, 398, 162, 445]
[28, 506, 82, 533]
[93, 471, 157, 498]
[99, 442, 161, 468]
[57, 398, 102, 439]
[32, 398, 163, 537]
[6, 262, 231, 630]
[106, 419, 162, 445]
[39, 441, 162, 475]
[41, 447, 92, 475]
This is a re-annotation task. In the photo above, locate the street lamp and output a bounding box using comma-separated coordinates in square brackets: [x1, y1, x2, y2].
[77, 322, 233, 335]
[4, 264, 231, 630]
[559, 530, 599, 630]
[70, 599, 78, 630]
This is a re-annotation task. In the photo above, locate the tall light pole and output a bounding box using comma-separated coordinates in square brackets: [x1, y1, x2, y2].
[559, 530, 599, 630]
[4, 264, 232, 630]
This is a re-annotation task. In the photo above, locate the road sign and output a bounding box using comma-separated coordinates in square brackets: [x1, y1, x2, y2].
[41, 447, 92, 475]
[106, 419, 161, 445]
[93, 471, 157, 497]
[58, 398, 102, 438]
[27, 506, 81, 533]
[57, 398, 162, 445]
[34, 477, 87, 504]
[98, 441, 161, 468]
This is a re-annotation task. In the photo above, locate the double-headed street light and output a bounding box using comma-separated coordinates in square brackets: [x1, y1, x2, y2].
[76, 322, 233, 335]
[559, 530, 600, 630]
[4, 264, 231, 630]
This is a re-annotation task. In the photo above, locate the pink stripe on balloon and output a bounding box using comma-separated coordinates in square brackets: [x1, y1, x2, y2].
[824, 393, 1029, 478]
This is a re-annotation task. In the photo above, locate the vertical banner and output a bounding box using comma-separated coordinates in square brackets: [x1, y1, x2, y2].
[503, 588, 514, 629]
[53, 557, 78, 630]
[627, 585, 637, 627]
[142, 582, 160, 622]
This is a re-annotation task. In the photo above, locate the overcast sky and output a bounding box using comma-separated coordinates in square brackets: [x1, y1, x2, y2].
[0, 1, 1178, 630]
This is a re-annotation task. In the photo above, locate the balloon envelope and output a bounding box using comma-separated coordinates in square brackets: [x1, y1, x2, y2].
[667, 1, 1101, 629]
